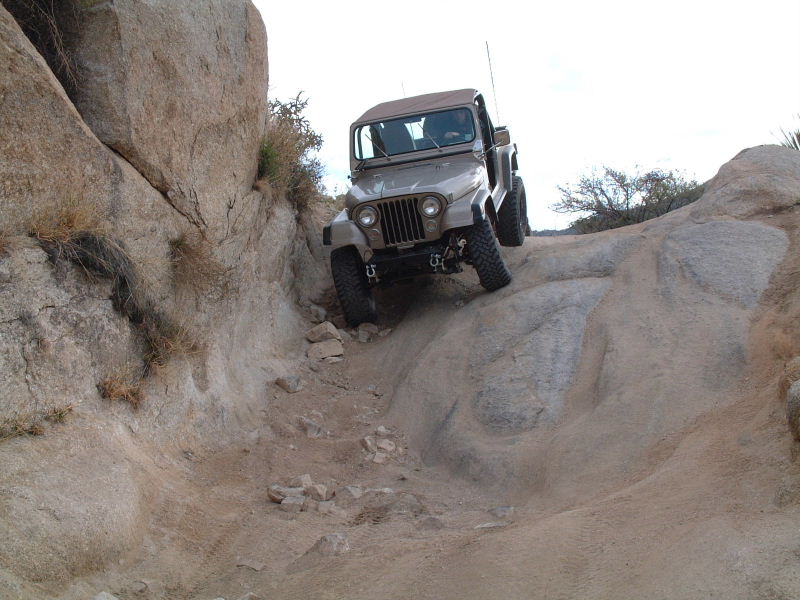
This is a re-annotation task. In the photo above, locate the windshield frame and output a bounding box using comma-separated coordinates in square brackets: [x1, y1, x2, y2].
[352, 107, 477, 163]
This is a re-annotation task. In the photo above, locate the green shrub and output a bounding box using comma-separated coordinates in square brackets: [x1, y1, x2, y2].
[258, 93, 324, 210]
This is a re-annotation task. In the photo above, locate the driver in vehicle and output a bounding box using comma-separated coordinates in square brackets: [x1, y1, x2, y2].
[424, 109, 473, 144]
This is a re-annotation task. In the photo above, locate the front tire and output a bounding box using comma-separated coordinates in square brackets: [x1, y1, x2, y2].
[467, 217, 512, 291]
[331, 246, 377, 326]
[497, 175, 528, 247]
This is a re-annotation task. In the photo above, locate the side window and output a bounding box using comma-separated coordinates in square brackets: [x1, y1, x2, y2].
[355, 126, 382, 159]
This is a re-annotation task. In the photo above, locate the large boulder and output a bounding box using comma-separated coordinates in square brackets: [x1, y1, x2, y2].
[65, 0, 269, 235]
[387, 145, 796, 489]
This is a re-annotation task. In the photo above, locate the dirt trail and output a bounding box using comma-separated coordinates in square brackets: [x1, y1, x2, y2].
[45, 147, 800, 599]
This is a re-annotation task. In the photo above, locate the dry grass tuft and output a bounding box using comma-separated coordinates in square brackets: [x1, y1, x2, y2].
[99, 372, 144, 409]
[169, 232, 229, 298]
[45, 403, 76, 423]
[0, 414, 46, 443]
[3, 0, 81, 95]
[28, 197, 195, 372]
[0, 403, 76, 444]
[141, 319, 197, 372]
[28, 196, 107, 244]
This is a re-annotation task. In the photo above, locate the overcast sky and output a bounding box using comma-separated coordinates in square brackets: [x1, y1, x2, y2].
[253, 0, 800, 229]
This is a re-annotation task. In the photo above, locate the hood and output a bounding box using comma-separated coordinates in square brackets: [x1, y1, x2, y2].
[347, 156, 485, 209]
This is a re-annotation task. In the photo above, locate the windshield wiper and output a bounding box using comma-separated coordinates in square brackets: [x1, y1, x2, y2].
[422, 130, 441, 150]
[364, 132, 391, 160]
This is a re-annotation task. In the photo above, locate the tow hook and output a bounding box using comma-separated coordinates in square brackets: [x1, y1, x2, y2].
[366, 263, 379, 282]
[430, 253, 442, 272]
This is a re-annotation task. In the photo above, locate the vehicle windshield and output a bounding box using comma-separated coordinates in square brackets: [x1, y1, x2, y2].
[353, 107, 476, 160]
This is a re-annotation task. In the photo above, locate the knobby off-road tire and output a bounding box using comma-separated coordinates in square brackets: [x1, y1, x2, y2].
[330, 246, 377, 326]
[497, 175, 528, 246]
[467, 216, 512, 291]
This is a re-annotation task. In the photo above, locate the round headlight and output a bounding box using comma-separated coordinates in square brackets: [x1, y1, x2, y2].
[356, 206, 378, 227]
[420, 196, 441, 218]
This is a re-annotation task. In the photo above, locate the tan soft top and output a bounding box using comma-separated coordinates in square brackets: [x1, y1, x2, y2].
[354, 89, 478, 124]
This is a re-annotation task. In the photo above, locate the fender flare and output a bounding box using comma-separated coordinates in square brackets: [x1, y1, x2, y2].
[470, 189, 496, 225]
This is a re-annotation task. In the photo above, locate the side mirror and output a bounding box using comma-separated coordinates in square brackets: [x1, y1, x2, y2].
[494, 129, 511, 146]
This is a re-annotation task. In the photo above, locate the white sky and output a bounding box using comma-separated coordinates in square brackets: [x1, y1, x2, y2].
[253, 0, 800, 230]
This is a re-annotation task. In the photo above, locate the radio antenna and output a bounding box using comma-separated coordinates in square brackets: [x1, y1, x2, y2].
[485, 41, 500, 123]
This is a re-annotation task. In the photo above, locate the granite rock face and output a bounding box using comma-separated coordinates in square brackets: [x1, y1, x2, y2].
[65, 0, 269, 235]
[387, 146, 795, 487]
[0, 2, 323, 593]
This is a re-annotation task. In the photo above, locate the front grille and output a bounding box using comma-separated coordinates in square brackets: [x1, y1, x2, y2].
[377, 197, 426, 246]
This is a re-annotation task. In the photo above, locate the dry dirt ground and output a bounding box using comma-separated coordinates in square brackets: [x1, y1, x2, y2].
[50, 202, 800, 600]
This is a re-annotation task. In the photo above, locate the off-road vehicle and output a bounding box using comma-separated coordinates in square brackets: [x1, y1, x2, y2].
[323, 88, 528, 325]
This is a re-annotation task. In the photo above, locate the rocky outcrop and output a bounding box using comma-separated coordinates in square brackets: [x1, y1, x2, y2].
[63, 0, 268, 234]
[386, 145, 797, 489]
[0, 1, 327, 593]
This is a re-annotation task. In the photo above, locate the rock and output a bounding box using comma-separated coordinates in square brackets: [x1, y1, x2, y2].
[475, 522, 508, 529]
[64, 0, 268, 234]
[372, 452, 389, 464]
[378, 328, 392, 337]
[337, 485, 364, 506]
[323, 356, 343, 364]
[358, 323, 380, 335]
[662, 221, 788, 309]
[236, 559, 265, 571]
[318, 501, 335, 514]
[131, 581, 148, 593]
[280, 496, 308, 513]
[306, 321, 342, 343]
[0, 261, 11, 284]
[308, 533, 350, 557]
[488, 506, 515, 519]
[787, 380, 800, 442]
[377, 439, 396, 453]
[376, 425, 392, 436]
[361, 436, 378, 453]
[93, 593, 120, 600]
[305, 484, 330, 501]
[357, 329, 372, 343]
[290, 474, 314, 488]
[237, 594, 264, 600]
[338, 328, 353, 342]
[309, 303, 327, 323]
[386, 492, 426, 517]
[307, 339, 344, 360]
[780, 356, 800, 398]
[330, 506, 349, 518]
[297, 416, 323, 438]
[364, 487, 395, 496]
[417, 516, 445, 530]
[267, 485, 305, 503]
[275, 376, 303, 393]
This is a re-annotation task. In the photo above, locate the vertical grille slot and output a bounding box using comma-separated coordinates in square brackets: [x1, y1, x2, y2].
[377, 196, 426, 246]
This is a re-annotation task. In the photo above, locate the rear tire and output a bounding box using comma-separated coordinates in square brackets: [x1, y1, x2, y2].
[331, 246, 377, 326]
[497, 175, 528, 247]
[467, 216, 512, 291]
